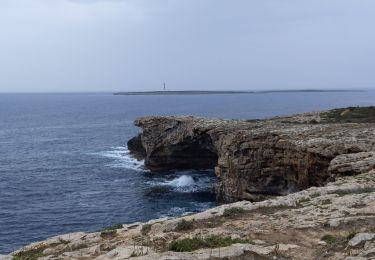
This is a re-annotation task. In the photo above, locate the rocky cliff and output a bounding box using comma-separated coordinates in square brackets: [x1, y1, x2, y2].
[128, 107, 375, 202]
[5, 107, 375, 260]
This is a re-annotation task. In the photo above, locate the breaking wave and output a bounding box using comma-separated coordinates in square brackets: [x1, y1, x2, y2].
[165, 175, 195, 187]
[91, 146, 145, 171]
[147, 170, 216, 193]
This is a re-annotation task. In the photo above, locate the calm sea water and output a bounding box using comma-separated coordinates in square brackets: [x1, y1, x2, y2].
[0, 91, 374, 253]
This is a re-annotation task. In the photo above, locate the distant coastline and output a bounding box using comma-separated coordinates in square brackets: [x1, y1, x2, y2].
[114, 89, 364, 96]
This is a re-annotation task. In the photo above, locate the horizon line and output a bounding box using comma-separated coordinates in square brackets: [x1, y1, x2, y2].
[0, 87, 372, 94]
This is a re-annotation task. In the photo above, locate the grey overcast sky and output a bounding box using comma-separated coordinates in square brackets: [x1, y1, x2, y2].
[0, 0, 374, 92]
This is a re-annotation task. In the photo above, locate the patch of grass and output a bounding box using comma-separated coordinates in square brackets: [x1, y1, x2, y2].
[101, 223, 123, 232]
[13, 247, 46, 260]
[100, 223, 123, 238]
[223, 207, 246, 217]
[332, 188, 375, 197]
[168, 235, 253, 252]
[141, 224, 152, 236]
[321, 234, 337, 245]
[320, 106, 375, 123]
[175, 219, 194, 232]
[257, 205, 293, 215]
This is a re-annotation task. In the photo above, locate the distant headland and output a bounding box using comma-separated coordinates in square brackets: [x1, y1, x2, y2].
[114, 89, 363, 95]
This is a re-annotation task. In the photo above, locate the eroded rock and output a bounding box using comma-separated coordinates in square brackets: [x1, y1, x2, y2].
[129, 107, 375, 201]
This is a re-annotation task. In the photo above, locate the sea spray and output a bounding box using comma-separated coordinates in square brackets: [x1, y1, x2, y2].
[146, 171, 217, 193]
[165, 175, 195, 187]
[91, 146, 145, 171]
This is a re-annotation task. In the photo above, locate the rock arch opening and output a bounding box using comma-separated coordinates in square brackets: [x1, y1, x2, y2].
[144, 133, 218, 171]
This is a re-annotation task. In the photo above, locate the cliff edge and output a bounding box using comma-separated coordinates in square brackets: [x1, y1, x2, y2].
[128, 107, 375, 202]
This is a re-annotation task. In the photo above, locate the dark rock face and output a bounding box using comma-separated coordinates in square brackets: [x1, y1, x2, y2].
[129, 108, 375, 202]
[127, 134, 146, 159]
[128, 117, 218, 171]
[143, 134, 218, 171]
[214, 135, 334, 201]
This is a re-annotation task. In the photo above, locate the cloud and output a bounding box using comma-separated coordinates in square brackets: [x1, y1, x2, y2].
[66, 0, 125, 3]
[0, 0, 150, 24]
[0, 0, 375, 92]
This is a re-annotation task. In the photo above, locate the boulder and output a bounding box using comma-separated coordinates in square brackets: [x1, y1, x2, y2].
[348, 233, 375, 247]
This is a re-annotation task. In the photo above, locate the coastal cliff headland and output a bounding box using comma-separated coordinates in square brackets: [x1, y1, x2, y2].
[129, 107, 375, 202]
[6, 107, 375, 260]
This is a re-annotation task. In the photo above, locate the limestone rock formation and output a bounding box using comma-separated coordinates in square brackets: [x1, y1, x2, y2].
[129, 107, 375, 201]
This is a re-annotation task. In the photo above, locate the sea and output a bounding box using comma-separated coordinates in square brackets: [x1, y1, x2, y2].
[0, 90, 374, 253]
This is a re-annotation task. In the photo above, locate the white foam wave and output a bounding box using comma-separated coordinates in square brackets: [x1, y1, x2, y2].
[165, 175, 195, 187]
[147, 174, 214, 193]
[92, 146, 145, 171]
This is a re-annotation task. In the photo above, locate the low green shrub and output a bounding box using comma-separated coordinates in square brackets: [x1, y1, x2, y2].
[223, 207, 245, 217]
[141, 224, 152, 236]
[101, 223, 123, 232]
[321, 234, 337, 245]
[175, 219, 194, 231]
[13, 247, 46, 260]
[169, 235, 253, 252]
[320, 106, 375, 123]
[99, 223, 123, 238]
